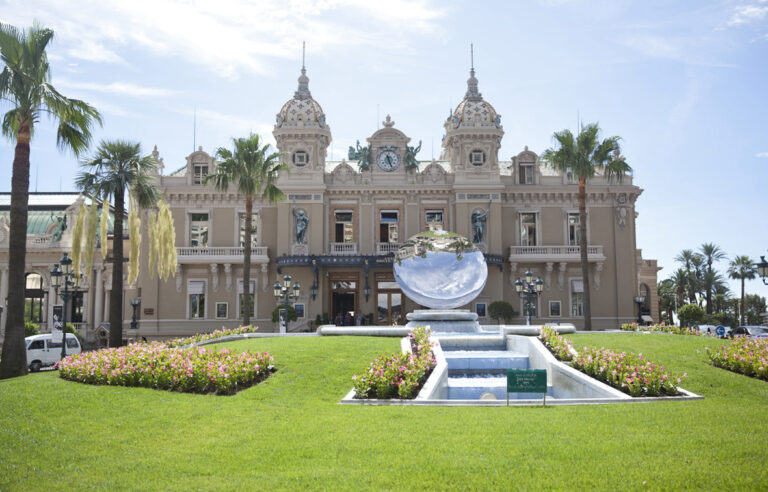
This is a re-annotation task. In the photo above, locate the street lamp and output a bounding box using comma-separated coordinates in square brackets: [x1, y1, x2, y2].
[757, 256, 768, 285]
[515, 269, 544, 326]
[50, 253, 80, 364]
[273, 273, 301, 306]
[130, 297, 141, 331]
[634, 295, 646, 324]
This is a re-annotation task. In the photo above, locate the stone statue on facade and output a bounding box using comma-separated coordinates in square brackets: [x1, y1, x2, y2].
[293, 206, 309, 244]
[405, 140, 422, 171]
[50, 213, 67, 243]
[348, 140, 371, 172]
[471, 201, 491, 244]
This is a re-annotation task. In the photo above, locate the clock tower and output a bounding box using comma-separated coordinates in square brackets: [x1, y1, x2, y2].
[366, 115, 411, 184]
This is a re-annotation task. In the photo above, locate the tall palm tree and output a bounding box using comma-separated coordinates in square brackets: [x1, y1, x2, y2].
[657, 279, 677, 325]
[204, 134, 286, 327]
[699, 243, 727, 314]
[76, 141, 158, 348]
[674, 249, 699, 304]
[0, 23, 101, 379]
[690, 253, 705, 305]
[727, 255, 757, 326]
[670, 268, 689, 313]
[542, 123, 630, 330]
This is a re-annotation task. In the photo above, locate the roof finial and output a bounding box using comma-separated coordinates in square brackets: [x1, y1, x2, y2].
[471, 42, 474, 71]
[302, 40, 306, 70]
[295, 42, 311, 98]
[465, 44, 481, 101]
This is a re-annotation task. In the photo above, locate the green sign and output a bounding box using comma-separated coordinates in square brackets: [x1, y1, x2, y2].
[507, 369, 547, 394]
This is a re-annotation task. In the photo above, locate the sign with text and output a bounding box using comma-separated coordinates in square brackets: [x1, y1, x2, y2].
[507, 369, 547, 406]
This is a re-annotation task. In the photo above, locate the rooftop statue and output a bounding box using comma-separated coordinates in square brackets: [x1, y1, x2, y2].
[348, 140, 371, 172]
[50, 212, 67, 243]
[471, 200, 491, 244]
[293, 206, 309, 245]
[405, 140, 422, 171]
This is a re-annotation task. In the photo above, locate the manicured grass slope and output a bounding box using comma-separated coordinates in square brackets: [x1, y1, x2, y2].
[1, 334, 767, 490]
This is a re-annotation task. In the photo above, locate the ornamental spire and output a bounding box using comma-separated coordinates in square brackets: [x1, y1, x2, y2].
[295, 41, 311, 99]
[465, 43, 482, 101]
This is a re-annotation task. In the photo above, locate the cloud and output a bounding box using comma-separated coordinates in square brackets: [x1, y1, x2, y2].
[756, 152, 768, 158]
[728, 2, 768, 25]
[2, 0, 446, 79]
[54, 79, 181, 98]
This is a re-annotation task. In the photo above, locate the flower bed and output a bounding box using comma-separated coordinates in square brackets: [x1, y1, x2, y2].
[164, 325, 258, 348]
[59, 342, 272, 395]
[352, 326, 436, 399]
[707, 337, 768, 381]
[621, 322, 701, 336]
[540, 327, 685, 397]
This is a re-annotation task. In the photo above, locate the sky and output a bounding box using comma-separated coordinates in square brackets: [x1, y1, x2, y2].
[1, 0, 767, 300]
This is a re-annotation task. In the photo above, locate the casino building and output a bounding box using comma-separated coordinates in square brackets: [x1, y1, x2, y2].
[0, 61, 660, 343]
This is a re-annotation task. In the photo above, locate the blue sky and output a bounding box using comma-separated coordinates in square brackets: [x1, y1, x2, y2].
[2, 0, 767, 300]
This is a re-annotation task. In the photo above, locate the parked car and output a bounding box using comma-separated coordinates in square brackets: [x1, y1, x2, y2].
[25, 333, 81, 372]
[730, 326, 768, 339]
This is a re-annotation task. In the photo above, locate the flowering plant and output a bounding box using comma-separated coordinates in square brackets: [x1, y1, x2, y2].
[708, 337, 768, 381]
[541, 328, 685, 397]
[621, 322, 701, 336]
[352, 326, 436, 399]
[164, 325, 257, 348]
[59, 338, 272, 395]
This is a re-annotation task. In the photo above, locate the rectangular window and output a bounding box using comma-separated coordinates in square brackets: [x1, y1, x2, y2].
[294, 303, 305, 318]
[379, 211, 399, 243]
[188, 280, 206, 319]
[476, 303, 487, 318]
[571, 279, 584, 317]
[549, 300, 561, 317]
[215, 302, 228, 320]
[567, 213, 581, 246]
[520, 213, 537, 246]
[519, 164, 533, 184]
[189, 213, 209, 247]
[334, 211, 354, 243]
[238, 213, 258, 248]
[238, 280, 256, 318]
[425, 210, 444, 231]
[193, 165, 208, 185]
[70, 291, 85, 323]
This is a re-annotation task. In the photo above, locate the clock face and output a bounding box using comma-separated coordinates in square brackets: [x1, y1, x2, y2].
[376, 148, 401, 172]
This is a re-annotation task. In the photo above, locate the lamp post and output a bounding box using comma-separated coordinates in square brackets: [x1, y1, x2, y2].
[634, 295, 646, 324]
[50, 253, 80, 364]
[757, 256, 768, 285]
[273, 273, 301, 306]
[514, 269, 544, 326]
[130, 297, 141, 331]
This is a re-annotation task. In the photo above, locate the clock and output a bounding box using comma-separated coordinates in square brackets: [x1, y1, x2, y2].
[376, 147, 401, 172]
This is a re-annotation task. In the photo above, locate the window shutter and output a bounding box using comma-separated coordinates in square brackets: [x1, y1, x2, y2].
[571, 279, 584, 293]
[188, 281, 205, 295]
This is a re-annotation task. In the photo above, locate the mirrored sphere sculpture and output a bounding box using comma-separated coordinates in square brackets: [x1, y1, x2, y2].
[394, 230, 488, 309]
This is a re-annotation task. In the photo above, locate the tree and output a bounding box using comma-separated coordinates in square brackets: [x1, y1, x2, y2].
[542, 123, 630, 330]
[699, 243, 727, 314]
[204, 134, 286, 327]
[670, 268, 689, 312]
[744, 294, 766, 326]
[76, 141, 158, 348]
[488, 301, 516, 325]
[677, 303, 704, 327]
[727, 255, 757, 326]
[657, 279, 677, 325]
[0, 23, 101, 379]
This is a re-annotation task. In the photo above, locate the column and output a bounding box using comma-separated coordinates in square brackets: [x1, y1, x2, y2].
[0, 266, 7, 334]
[94, 266, 104, 327]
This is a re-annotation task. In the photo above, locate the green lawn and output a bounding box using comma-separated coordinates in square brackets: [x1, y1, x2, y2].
[1, 334, 767, 490]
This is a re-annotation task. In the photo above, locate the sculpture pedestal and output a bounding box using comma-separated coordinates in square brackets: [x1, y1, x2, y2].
[405, 309, 480, 333]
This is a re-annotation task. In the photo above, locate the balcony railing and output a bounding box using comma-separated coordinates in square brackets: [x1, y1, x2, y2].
[176, 246, 269, 263]
[376, 242, 402, 255]
[508, 245, 605, 262]
[329, 242, 358, 255]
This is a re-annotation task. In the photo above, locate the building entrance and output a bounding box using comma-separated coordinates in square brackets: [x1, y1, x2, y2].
[376, 272, 403, 325]
[329, 272, 358, 325]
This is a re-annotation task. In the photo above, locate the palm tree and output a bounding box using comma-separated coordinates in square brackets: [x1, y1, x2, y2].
[670, 268, 689, 315]
[0, 23, 101, 379]
[204, 134, 286, 327]
[674, 249, 699, 304]
[542, 123, 630, 330]
[727, 255, 757, 326]
[76, 141, 158, 348]
[657, 279, 677, 325]
[699, 243, 727, 314]
[690, 253, 705, 305]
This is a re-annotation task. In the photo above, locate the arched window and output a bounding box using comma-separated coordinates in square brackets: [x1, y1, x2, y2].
[639, 283, 651, 311]
[24, 273, 46, 324]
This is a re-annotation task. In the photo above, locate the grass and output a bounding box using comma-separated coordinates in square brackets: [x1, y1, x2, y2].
[1, 333, 768, 490]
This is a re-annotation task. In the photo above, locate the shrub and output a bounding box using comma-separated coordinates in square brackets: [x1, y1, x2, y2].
[352, 326, 436, 399]
[488, 301, 516, 324]
[540, 327, 685, 397]
[59, 342, 272, 395]
[271, 305, 298, 323]
[24, 321, 39, 337]
[621, 323, 638, 331]
[621, 322, 701, 336]
[678, 304, 704, 327]
[708, 337, 768, 381]
[65, 323, 77, 334]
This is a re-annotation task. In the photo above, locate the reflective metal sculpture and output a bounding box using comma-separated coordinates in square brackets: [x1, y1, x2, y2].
[394, 230, 488, 309]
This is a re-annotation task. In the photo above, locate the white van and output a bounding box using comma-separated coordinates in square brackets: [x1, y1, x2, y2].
[25, 333, 82, 372]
